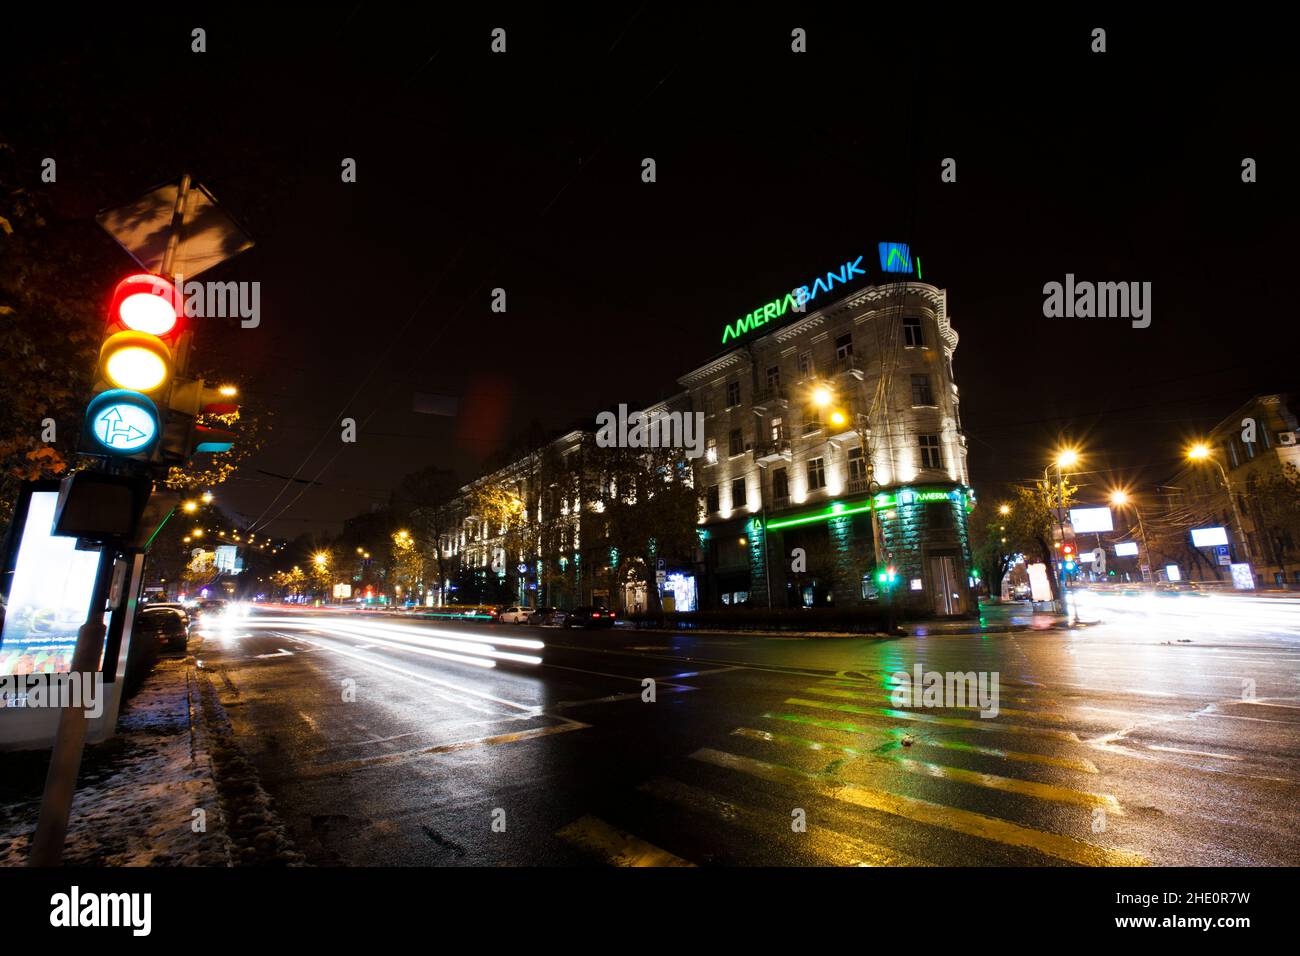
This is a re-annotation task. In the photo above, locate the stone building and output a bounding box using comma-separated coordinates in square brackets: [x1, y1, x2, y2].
[426, 264, 976, 618]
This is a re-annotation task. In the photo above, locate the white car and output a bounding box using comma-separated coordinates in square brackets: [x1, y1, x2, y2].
[496, 606, 535, 624]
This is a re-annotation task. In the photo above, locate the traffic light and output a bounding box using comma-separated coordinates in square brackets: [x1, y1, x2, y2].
[161, 379, 240, 459]
[876, 565, 898, 586]
[1062, 543, 1077, 572]
[82, 274, 185, 460]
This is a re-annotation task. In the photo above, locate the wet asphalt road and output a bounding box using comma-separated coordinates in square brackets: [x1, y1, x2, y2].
[192, 594, 1300, 866]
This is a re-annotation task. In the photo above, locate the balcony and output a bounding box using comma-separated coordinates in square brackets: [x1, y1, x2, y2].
[754, 439, 793, 463]
[753, 385, 789, 408]
[830, 354, 864, 380]
[847, 475, 873, 496]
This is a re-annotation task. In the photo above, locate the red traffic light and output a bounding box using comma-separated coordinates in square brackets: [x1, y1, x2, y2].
[109, 274, 183, 338]
[1062, 544, 1075, 556]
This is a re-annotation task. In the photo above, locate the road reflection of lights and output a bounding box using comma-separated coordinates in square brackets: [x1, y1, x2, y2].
[237, 617, 544, 667]
[1066, 588, 1300, 639]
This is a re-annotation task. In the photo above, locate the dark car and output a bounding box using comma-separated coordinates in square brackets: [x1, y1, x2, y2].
[563, 605, 617, 629]
[529, 607, 564, 626]
[135, 605, 190, 653]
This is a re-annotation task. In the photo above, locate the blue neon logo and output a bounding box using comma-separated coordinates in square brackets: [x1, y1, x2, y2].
[878, 242, 913, 274]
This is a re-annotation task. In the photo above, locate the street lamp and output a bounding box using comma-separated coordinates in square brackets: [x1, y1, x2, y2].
[998, 503, 1011, 516]
[201, 491, 214, 504]
[1186, 442, 1252, 565]
[1044, 447, 1081, 618]
[1109, 488, 1153, 583]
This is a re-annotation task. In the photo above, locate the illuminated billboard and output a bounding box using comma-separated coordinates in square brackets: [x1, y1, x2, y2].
[1069, 507, 1114, 533]
[1114, 542, 1140, 557]
[1191, 526, 1229, 548]
[0, 490, 104, 676]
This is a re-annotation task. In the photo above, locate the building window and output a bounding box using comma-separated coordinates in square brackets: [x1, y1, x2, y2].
[729, 428, 744, 457]
[807, 457, 826, 490]
[1262, 428, 1272, 450]
[911, 374, 935, 406]
[802, 404, 822, 436]
[766, 366, 781, 392]
[1245, 437, 1256, 459]
[903, 316, 924, 348]
[771, 417, 784, 442]
[705, 436, 718, 464]
[726, 381, 741, 408]
[848, 446, 868, 483]
[798, 351, 813, 379]
[732, 477, 747, 509]
[1225, 440, 1239, 468]
[920, 433, 942, 470]
[835, 333, 853, 360]
[772, 467, 789, 501]
[706, 484, 720, 513]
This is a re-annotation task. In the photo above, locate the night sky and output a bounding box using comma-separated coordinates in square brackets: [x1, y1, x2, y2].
[6, 7, 1294, 537]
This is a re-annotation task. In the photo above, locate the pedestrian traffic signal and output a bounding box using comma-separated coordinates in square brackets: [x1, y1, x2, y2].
[83, 274, 185, 459]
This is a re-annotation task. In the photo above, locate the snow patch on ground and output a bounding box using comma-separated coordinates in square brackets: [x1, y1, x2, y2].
[0, 657, 231, 866]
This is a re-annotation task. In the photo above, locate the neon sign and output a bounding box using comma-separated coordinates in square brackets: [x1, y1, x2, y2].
[878, 242, 913, 274]
[721, 254, 867, 344]
[765, 486, 969, 531]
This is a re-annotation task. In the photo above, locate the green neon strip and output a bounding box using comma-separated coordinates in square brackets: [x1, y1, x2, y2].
[145, 504, 178, 548]
[767, 501, 874, 530]
[764, 487, 966, 531]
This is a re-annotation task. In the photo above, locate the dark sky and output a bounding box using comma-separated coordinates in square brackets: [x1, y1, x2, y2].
[7, 7, 1296, 538]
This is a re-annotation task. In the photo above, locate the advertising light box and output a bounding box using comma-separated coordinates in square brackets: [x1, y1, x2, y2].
[1114, 542, 1140, 556]
[0, 490, 104, 676]
[1069, 507, 1114, 534]
[1191, 526, 1229, 548]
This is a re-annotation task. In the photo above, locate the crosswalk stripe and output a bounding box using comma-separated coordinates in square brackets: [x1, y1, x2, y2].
[762, 711, 1099, 773]
[816, 679, 1064, 709]
[801, 686, 1072, 724]
[784, 697, 1081, 742]
[732, 727, 1122, 814]
[556, 815, 695, 867]
[690, 748, 1147, 867]
[638, 776, 931, 867]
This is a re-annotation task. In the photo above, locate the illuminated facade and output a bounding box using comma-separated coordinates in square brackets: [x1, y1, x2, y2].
[685, 279, 974, 615]
[428, 278, 974, 617]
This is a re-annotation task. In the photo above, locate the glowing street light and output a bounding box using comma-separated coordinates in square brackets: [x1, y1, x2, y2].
[201, 491, 214, 504]
[1109, 489, 1130, 507]
[1185, 441, 1252, 563]
[313, 551, 330, 568]
[998, 503, 1011, 516]
[1055, 448, 1080, 469]
[812, 385, 833, 408]
[182, 500, 199, 513]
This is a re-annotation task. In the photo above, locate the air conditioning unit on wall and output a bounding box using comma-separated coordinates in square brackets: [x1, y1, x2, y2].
[1279, 431, 1297, 447]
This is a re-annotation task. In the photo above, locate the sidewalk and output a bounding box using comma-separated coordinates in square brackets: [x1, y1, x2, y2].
[0, 657, 230, 866]
[902, 601, 1068, 637]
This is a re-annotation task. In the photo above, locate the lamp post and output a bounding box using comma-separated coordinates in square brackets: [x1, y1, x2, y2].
[1110, 489, 1153, 584]
[1187, 442, 1253, 566]
[1044, 448, 1079, 618]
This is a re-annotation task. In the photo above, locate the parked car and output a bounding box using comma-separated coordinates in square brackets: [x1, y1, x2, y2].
[529, 607, 564, 626]
[496, 606, 535, 624]
[563, 605, 617, 629]
[135, 604, 190, 653]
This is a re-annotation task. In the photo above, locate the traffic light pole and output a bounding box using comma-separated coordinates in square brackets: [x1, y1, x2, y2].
[28, 545, 118, 866]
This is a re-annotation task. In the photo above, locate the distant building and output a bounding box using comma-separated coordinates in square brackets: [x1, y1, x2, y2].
[1162, 393, 1300, 586]
[426, 271, 975, 617]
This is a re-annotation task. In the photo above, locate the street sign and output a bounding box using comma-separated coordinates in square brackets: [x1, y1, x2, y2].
[657, 558, 666, 570]
[1230, 563, 1255, 590]
[84, 390, 161, 456]
[95, 178, 253, 279]
[517, 563, 528, 574]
